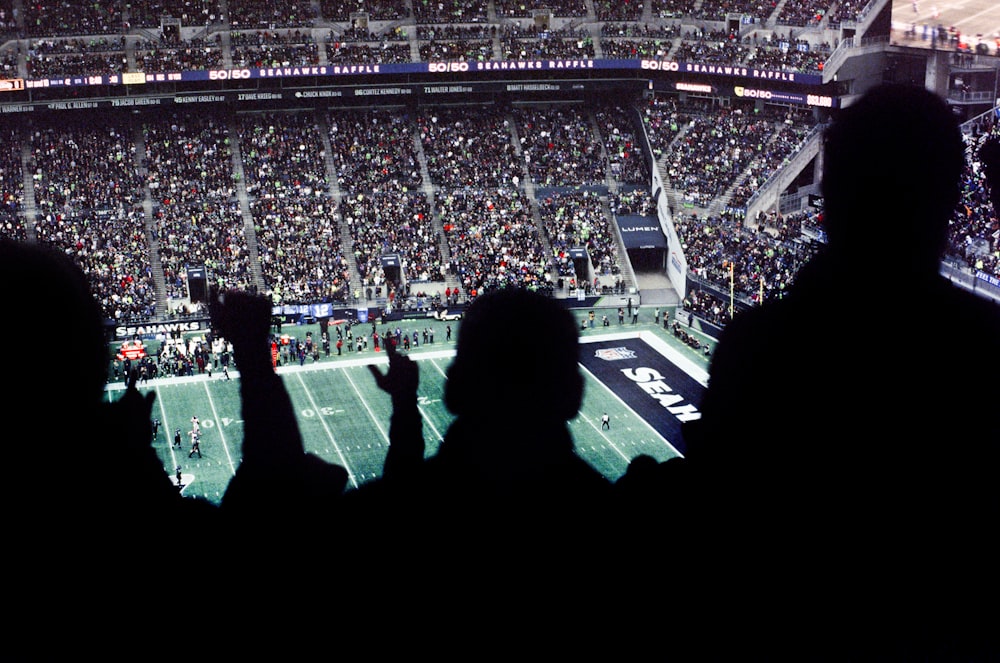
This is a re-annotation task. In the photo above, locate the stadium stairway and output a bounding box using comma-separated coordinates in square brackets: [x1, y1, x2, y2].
[589, 108, 618, 196]
[317, 112, 364, 300]
[412, 124, 460, 294]
[131, 123, 170, 318]
[19, 139, 37, 242]
[491, 15, 503, 58]
[635, 276, 681, 306]
[504, 110, 565, 288]
[228, 116, 266, 294]
[653, 122, 693, 219]
[600, 194, 642, 298]
[408, 27, 421, 63]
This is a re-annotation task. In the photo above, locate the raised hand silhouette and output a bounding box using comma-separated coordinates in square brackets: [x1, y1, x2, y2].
[367, 333, 425, 477]
[209, 289, 348, 538]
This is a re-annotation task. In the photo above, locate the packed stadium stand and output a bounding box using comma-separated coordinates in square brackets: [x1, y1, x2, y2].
[0, 0, 997, 333]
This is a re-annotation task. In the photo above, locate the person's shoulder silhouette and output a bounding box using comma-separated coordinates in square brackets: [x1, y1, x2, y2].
[689, 84, 995, 457]
[1, 239, 220, 634]
[681, 84, 1000, 656]
[437, 286, 608, 499]
[1, 239, 208, 521]
[344, 286, 613, 585]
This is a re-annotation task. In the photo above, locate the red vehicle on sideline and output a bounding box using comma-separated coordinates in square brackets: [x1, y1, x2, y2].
[117, 340, 147, 361]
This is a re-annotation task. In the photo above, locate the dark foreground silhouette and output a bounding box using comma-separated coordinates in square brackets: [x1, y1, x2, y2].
[343, 288, 615, 587]
[2, 239, 220, 648]
[680, 84, 1000, 658]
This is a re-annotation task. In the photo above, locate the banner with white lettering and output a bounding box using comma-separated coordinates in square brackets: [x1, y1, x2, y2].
[580, 337, 705, 454]
[615, 215, 667, 250]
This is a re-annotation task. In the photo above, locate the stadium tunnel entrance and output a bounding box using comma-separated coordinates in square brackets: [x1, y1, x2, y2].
[616, 214, 669, 272]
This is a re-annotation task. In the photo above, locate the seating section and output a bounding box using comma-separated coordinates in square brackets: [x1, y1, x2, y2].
[0, 0, 996, 325]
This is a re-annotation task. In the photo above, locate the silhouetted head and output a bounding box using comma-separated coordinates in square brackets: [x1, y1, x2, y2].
[820, 84, 964, 274]
[444, 288, 583, 422]
[1, 239, 114, 524]
[0, 240, 107, 420]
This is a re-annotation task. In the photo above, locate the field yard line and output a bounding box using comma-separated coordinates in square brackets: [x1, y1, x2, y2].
[419, 357, 450, 442]
[636, 331, 710, 387]
[154, 384, 182, 469]
[576, 408, 632, 462]
[294, 372, 359, 489]
[417, 401, 445, 442]
[427, 356, 451, 378]
[580, 358, 684, 456]
[343, 367, 391, 444]
[578, 363, 684, 457]
[201, 381, 237, 474]
[274, 348, 456, 374]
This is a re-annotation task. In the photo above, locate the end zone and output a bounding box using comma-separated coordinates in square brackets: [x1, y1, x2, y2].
[580, 331, 707, 455]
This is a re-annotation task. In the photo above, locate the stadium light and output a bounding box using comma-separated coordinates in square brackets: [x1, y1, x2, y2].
[722, 260, 734, 319]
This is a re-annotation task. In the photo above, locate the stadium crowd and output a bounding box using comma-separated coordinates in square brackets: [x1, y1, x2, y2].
[513, 105, 607, 187]
[419, 105, 522, 189]
[659, 102, 798, 208]
[0, 86, 996, 328]
[0, 0, 890, 84]
[0, 0, 995, 330]
[230, 29, 320, 69]
[538, 190, 625, 282]
[436, 187, 554, 295]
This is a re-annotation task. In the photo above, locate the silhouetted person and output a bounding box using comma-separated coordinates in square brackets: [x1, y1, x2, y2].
[681, 85, 1000, 658]
[343, 287, 613, 595]
[1, 239, 219, 642]
[365, 335, 424, 480]
[209, 290, 348, 546]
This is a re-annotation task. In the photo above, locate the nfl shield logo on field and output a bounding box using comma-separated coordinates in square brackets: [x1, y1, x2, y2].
[595, 347, 636, 361]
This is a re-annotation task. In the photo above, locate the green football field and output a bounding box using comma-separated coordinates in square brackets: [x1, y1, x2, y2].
[104, 306, 714, 505]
